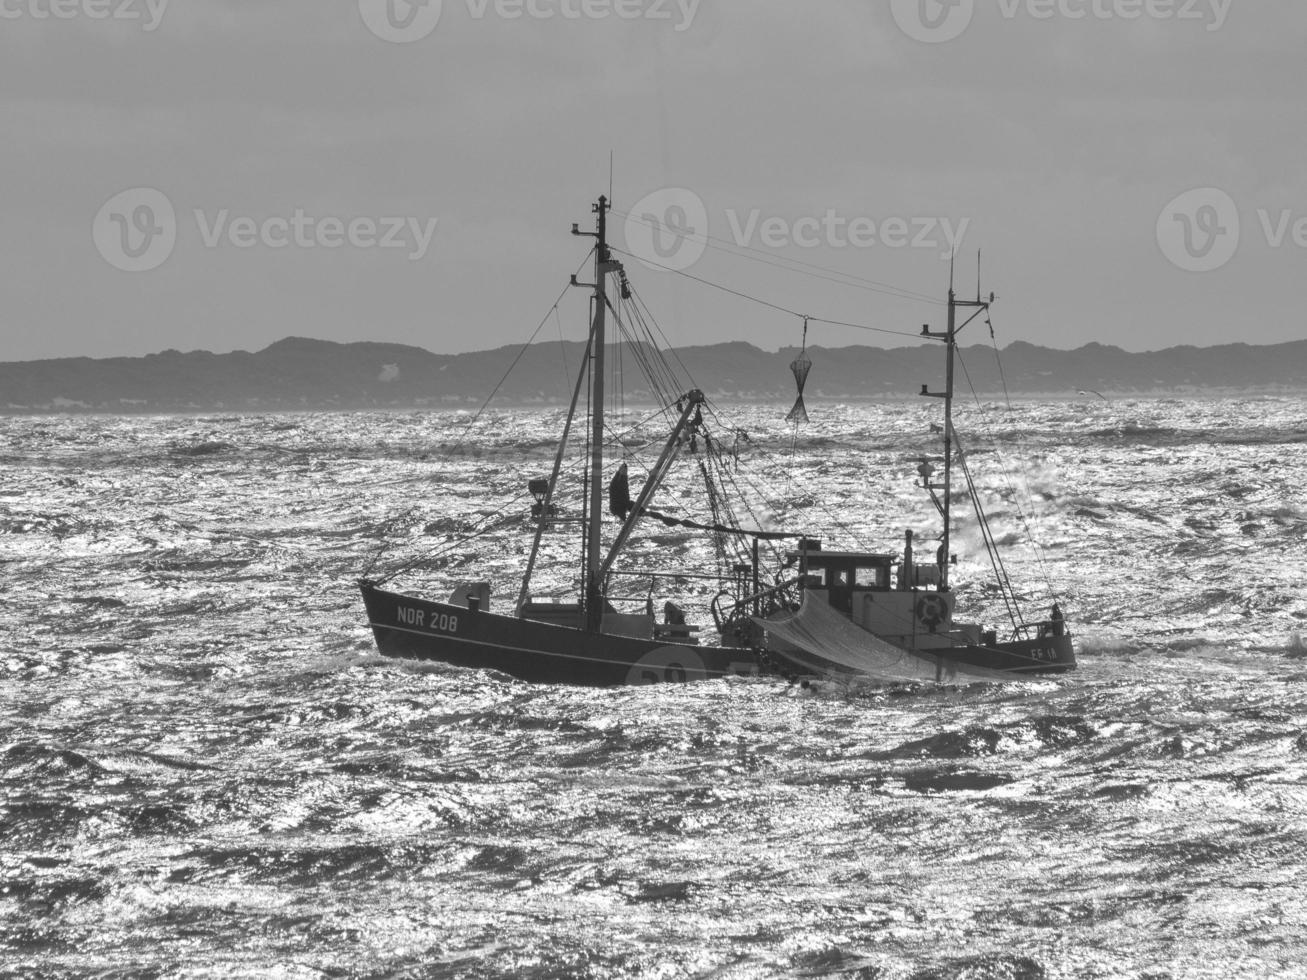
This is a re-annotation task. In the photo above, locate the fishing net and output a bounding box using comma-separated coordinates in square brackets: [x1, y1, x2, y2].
[786, 320, 812, 423]
[757, 596, 1012, 685]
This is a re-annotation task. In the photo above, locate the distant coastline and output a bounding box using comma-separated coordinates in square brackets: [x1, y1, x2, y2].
[3, 336, 1306, 414]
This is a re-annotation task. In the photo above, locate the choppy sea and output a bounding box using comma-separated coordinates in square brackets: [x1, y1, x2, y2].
[3, 399, 1306, 979]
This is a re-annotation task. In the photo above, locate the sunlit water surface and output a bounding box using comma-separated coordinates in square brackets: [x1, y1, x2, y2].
[3, 400, 1306, 979]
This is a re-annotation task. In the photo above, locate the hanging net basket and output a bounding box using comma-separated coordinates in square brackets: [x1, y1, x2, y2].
[786, 355, 811, 423]
[786, 344, 812, 424]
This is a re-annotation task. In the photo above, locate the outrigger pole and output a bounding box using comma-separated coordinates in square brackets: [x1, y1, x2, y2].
[516, 327, 595, 616]
[921, 254, 993, 591]
[598, 390, 705, 583]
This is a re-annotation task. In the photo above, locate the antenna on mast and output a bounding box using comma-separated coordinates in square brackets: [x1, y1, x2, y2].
[609, 150, 614, 206]
[977, 249, 982, 302]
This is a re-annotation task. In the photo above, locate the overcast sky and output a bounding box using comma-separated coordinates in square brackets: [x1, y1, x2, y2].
[2, 0, 1303, 361]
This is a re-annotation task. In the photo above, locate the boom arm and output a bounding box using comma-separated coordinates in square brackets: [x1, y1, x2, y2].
[597, 390, 705, 585]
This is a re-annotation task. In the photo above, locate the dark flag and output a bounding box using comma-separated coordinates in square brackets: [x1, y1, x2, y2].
[608, 463, 633, 519]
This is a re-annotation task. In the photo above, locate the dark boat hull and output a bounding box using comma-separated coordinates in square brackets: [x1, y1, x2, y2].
[360, 582, 761, 687]
[949, 634, 1077, 675]
[360, 583, 1074, 687]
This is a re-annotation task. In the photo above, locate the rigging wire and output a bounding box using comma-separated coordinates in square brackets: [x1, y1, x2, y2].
[364, 249, 594, 580]
[373, 232, 927, 592]
[371, 489, 537, 585]
[951, 426, 1023, 631]
[472, 252, 593, 420]
[600, 283, 816, 576]
[948, 346, 1027, 628]
[987, 313, 1015, 409]
[607, 403, 683, 444]
[607, 205, 942, 305]
[600, 300, 757, 569]
[955, 344, 1058, 603]
[625, 290, 697, 397]
[608, 246, 930, 343]
[624, 278, 875, 554]
[553, 306, 571, 384]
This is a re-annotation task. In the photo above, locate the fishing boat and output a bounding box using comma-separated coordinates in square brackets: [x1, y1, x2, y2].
[359, 195, 1076, 685]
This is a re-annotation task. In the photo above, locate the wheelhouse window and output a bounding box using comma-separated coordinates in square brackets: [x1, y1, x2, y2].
[855, 565, 889, 590]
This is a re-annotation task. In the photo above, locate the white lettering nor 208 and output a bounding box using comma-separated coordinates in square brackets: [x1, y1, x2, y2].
[397, 607, 459, 633]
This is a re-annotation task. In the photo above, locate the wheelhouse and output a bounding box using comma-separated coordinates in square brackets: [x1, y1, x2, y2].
[789, 543, 896, 615]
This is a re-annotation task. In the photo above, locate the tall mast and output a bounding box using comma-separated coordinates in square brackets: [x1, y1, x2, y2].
[922, 256, 992, 592]
[941, 279, 957, 590]
[572, 196, 614, 632]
